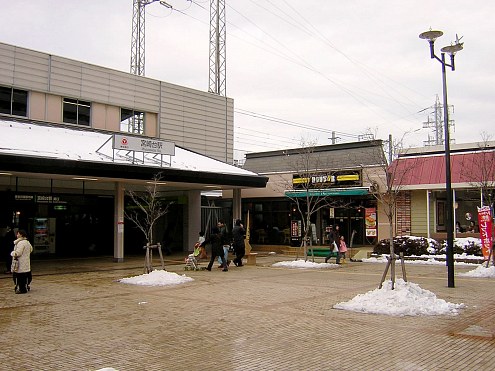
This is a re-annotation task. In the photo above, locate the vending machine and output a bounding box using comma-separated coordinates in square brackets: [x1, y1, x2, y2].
[32, 218, 56, 254]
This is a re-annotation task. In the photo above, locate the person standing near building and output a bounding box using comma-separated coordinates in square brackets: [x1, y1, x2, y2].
[11, 229, 33, 294]
[324, 225, 340, 263]
[232, 219, 246, 267]
[201, 227, 228, 272]
[2, 225, 16, 274]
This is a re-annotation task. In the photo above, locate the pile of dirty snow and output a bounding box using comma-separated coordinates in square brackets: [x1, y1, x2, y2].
[272, 260, 339, 269]
[334, 279, 465, 316]
[118, 270, 193, 286]
[458, 265, 495, 278]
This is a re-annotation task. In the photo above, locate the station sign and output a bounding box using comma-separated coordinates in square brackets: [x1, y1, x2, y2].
[112, 134, 175, 156]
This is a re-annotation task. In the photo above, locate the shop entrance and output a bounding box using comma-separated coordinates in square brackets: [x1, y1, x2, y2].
[1, 192, 114, 257]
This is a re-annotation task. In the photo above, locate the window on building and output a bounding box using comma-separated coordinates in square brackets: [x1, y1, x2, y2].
[0, 86, 28, 117]
[63, 98, 90, 126]
[120, 108, 145, 134]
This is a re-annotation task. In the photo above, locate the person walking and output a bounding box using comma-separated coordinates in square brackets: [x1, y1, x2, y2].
[217, 220, 230, 268]
[325, 225, 340, 263]
[336, 235, 347, 264]
[232, 219, 246, 267]
[201, 227, 228, 272]
[11, 229, 33, 294]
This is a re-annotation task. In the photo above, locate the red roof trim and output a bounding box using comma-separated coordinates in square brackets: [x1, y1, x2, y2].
[391, 151, 495, 186]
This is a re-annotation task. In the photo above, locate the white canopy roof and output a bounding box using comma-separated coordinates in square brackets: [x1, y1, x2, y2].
[0, 118, 255, 177]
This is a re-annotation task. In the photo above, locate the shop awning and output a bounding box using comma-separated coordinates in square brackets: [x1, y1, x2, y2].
[284, 187, 369, 197]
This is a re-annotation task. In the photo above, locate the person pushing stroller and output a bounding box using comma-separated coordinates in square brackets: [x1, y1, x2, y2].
[201, 227, 228, 272]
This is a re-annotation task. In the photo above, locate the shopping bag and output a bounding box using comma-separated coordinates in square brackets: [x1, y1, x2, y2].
[11, 258, 19, 273]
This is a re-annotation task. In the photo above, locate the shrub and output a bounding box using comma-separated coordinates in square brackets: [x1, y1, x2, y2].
[437, 238, 483, 256]
[373, 236, 440, 256]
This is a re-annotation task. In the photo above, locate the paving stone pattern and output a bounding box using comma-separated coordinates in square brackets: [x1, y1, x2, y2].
[0, 255, 494, 371]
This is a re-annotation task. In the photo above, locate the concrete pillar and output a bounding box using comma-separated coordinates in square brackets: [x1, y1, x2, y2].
[187, 190, 201, 252]
[233, 188, 242, 220]
[114, 182, 125, 262]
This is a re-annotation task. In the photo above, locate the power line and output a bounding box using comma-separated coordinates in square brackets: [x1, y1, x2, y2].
[235, 108, 360, 139]
[143, 2, 430, 145]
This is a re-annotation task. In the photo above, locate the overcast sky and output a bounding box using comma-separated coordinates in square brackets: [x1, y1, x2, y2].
[1, 1, 493, 160]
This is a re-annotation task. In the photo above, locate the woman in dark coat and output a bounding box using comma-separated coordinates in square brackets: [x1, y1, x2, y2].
[201, 227, 228, 272]
[232, 219, 246, 267]
[2, 225, 16, 273]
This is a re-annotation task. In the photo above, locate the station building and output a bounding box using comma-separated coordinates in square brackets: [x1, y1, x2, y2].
[0, 42, 267, 260]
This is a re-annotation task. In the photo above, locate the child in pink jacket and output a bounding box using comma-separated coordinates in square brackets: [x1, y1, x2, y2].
[336, 235, 347, 264]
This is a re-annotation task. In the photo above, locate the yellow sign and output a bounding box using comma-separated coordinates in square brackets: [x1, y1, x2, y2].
[336, 174, 359, 181]
[292, 177, 310, 184]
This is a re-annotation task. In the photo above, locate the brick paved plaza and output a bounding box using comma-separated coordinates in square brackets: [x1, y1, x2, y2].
[1, 254, 494, 371]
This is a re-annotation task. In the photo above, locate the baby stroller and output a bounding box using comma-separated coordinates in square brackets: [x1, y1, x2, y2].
[184, 243, 205, 271]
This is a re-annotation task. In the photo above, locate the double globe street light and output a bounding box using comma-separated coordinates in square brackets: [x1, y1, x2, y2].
[419, 29, 463, 288]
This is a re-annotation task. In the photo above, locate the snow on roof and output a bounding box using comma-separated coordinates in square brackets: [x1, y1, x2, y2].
[0, 119, 257, 177]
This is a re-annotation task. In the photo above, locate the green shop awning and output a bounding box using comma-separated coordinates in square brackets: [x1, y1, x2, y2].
[285, 187, 369, 197]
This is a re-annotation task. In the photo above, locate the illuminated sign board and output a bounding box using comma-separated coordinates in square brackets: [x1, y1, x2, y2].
[292, 170, 361, 188]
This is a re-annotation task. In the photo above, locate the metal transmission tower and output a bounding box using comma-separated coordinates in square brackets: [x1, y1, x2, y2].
[130, 0, 147, 76]
[130, 0, 171, 76]
[423, 95, 455, 146]
[208, 0, 226, 95]
[129, 0, 171, 133]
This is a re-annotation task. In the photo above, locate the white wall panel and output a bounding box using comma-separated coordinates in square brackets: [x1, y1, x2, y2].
[0, 42, 234, 163]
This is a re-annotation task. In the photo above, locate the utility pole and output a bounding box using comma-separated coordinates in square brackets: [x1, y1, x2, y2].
[329, 131, 340, 144]
[208, 0, 226, 96]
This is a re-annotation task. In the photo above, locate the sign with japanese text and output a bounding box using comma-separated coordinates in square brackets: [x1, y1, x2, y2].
[477, 206, 492, 260]
[291, 220, 301, 238]
[112, 134, 175, 156]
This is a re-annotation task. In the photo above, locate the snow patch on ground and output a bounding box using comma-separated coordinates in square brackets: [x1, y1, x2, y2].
[272, 260, 339, 269]
[118, 269, 194, 286]
[458, 265, 495, 278]
[363, 256, 480, 266]
[334, 279, 465, 316]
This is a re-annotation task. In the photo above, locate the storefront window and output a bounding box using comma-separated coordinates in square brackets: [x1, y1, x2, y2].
[435, 189, 484, 233]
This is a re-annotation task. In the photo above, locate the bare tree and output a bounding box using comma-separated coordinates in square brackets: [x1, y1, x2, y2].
[363, 134, 417, 289]
[459, 132, 495, 209]
[282, 139, 347, 261]
[459, 133, 495, 267]
[125, 173, 173, 246]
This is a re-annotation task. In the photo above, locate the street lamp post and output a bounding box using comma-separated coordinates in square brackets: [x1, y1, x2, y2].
[419, 29, 463, 288]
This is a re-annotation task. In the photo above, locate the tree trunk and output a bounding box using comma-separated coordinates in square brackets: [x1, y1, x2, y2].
[389, 215, 395, 289]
